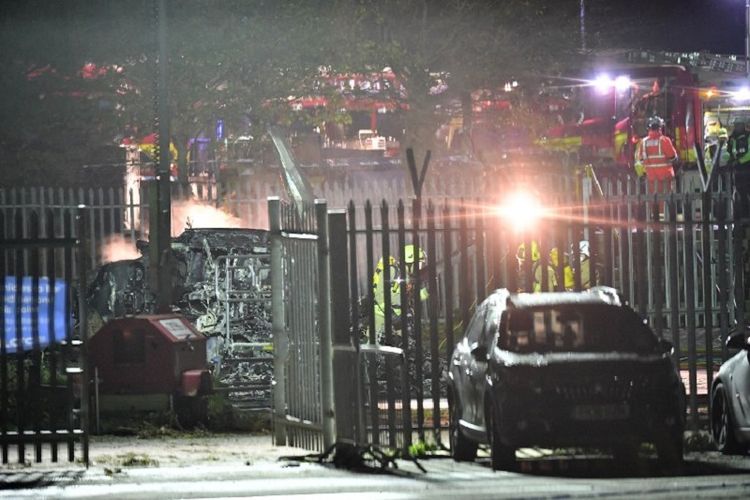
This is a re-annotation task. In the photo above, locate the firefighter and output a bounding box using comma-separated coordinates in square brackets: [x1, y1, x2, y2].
[704, 120, 729, 175]
[372, 244, 428, 339]
[728, 120, 750, 219]
[517, 241, 590, 292]
[634, 116, 679, 194]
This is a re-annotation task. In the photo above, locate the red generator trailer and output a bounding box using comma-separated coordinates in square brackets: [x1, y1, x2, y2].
[88, 314, 212, 426]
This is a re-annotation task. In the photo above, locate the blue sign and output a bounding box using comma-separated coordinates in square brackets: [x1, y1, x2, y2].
[3, 276, 67, 354]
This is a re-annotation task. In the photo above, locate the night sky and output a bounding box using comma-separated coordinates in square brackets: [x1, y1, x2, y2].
[587, 0, 747, 55]
[0, 1, 747, 56]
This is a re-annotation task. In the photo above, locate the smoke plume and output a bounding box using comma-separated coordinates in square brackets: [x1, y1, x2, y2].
[171, 200, 243, 235]
[100, 234, 141, 263]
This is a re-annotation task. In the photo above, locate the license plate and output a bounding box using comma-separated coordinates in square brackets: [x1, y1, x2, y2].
[571, 403, 629, 421]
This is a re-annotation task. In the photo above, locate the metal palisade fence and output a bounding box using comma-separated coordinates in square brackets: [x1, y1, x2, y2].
[269, 197, 335, 452]
[0, 206, 90, 465]
[322, 170, 746, 454]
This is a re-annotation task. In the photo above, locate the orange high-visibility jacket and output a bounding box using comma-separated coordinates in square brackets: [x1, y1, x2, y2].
[635, 130, 677, 169]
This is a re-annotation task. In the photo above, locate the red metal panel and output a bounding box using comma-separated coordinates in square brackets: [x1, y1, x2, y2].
[88, 315, 208, 396]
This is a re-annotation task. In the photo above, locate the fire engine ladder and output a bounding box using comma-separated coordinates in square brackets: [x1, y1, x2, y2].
[214, 254, 273, 413]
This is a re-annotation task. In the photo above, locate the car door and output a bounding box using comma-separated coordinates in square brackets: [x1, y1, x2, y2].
[730, 350, 750, 429]
[451, 304, 485, 427]
[471, 301, 502, 430]
[465, 303, 491, 426]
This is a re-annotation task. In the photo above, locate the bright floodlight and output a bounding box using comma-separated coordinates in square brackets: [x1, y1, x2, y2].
[734, 86, 750, 102]
[497, 191, 544, 232]
[593, 74, 613, 94]
[614, 75, 631, 92]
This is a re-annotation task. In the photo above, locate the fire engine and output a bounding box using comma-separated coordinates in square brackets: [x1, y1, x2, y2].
[540, 61, 749, 190]
[541, 65, 701, 172]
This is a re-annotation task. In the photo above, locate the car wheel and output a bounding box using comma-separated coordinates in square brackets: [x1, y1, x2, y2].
[449, 392, 477, 462]
[487, 402, 516, 471]
[712, 383, 743, 455]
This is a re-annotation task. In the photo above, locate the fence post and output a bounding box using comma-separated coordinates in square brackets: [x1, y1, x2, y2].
[269, 197, 287, 445]
[315, 200, 335, 450]
[442, 203, 456, 356]
[411, 199, 425, 440]
[330, 209, 357, 443]
[76, 206, 90, 466]
[701, 192, 714, 386]
[426, 202, 441, 443]
[397, 201, 412, 452]
[716, 198, 730, 362]
[667, 195, 680, 367]
[683, 201, 698, 432]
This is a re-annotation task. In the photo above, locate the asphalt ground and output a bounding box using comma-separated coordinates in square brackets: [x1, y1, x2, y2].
[3, 433, 750, 499]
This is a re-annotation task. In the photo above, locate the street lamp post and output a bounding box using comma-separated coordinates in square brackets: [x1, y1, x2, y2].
[580, 0, 586, 51]
[746, 0, 750, 75]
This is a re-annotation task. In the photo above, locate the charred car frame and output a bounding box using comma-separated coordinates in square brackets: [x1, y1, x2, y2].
[86, 228, 272, 411]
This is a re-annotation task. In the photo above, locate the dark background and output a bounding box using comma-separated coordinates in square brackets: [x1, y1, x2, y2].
[585, 0, 744, 54]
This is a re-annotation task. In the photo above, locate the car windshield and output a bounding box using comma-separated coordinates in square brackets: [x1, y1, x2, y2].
[500, 304, 657, 354]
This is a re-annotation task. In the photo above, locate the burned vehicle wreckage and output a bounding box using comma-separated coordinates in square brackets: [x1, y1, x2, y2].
[86, 228, 272, 411]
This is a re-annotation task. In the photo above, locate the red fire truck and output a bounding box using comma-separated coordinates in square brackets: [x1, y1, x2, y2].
[541, 65, 705, 177]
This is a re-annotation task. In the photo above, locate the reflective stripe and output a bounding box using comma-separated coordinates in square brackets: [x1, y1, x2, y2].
[639, 137, 673, 168]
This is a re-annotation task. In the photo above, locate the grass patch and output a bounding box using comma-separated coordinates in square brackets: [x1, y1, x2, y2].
[96, 452, 159, 468]
[408, 437, 439, 458]
[94, 392, 272, 435]
[684, 430, 715, 452]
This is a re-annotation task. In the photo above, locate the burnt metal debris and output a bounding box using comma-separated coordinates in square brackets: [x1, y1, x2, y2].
[86, 228, 272, 412]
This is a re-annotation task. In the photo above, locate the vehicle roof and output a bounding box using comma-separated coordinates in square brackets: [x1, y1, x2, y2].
[506, 287, 622, 309]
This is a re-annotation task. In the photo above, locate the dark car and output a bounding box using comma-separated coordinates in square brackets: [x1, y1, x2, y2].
[447, 287, 686, 471]
[710, 331, 750, 454]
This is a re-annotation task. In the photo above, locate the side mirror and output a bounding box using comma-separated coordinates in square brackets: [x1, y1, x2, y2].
[658, 339, 674, 354]
[471, 343, 488, 361]
[727, 333, 749, 350]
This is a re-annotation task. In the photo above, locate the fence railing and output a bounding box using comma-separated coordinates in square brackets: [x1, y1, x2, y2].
[328, 171, 746, 453]
[0, 207, 90, 465]
[269, 198, 335, 452]
[4, 166, 747, 456]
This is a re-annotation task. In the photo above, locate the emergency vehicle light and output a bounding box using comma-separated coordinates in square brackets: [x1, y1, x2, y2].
[614, 75, 632, 92]
[593, 74, 613, 94]
[496, 191, 544, 232]
[592, 74, 630, 94]
[732, 87, 750, 102]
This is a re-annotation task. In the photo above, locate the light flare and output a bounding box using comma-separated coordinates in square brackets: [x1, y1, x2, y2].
[496, 191, 545, 232]
[733, 86, 750, 102]
[593, 74, 613, 94]
[614, 75, 631, 93]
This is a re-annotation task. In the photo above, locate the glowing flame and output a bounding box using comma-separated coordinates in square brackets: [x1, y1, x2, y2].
[100, 234, 140, 263]
[171, 200, 243, 235]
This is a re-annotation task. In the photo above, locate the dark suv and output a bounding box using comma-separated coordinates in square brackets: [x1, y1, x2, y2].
[447, 287, 686, 471]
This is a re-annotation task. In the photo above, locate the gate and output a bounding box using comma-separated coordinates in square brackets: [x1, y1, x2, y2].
[269, 198, 334, 452]
[1, 207, 90, 465]
[325, 171, 747, 454]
